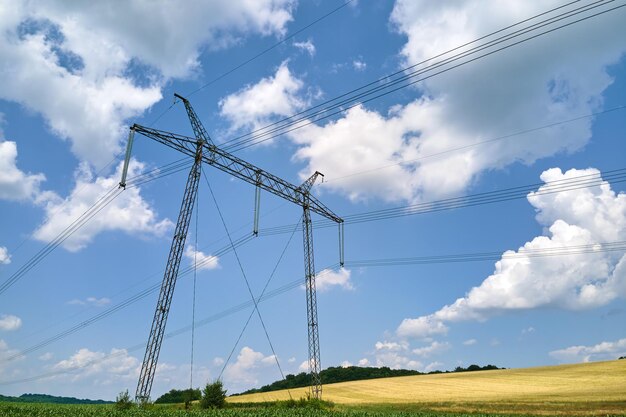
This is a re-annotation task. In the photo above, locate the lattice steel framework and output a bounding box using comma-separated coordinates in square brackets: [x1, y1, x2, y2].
[120, 94, 343, 401]
[132, 141, 203, 402]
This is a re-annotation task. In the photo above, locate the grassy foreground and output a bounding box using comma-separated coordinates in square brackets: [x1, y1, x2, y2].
[229, 360, 626, 415]
[2, 403, 624, 417]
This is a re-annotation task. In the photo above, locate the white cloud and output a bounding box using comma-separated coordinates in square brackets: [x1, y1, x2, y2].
[462, 339, 477, 346]
[340, 360, 353, 368]
[52, 347, 139, 382]
[67, 297, 111, 307]
[294, 39, 316, 57]
[375, 340, 408, 352]
[223, 347, 276, 386]
[398, 167, 626, 338]
[357, 358, 370, 367]
[0, 314, 22, 331]
[0, 1, 295, 166]
[522, 327, 535, 335]
[298, 359, 309, 372]
[397, 315, 448, 339]
[424, 361, 443, 373]
[352, 59, 366, 71]
[412, 341, 450, 357]
[33, 160, 173, 252]
[0, 141, 46, 201]
[291, 2, 626, 203]
[287, 357, 296, 364]
[0, 246, 10, 265]
[213, 357, 225, 367]
[375, 351, 422, 370]
[315, 268, 353, 292]
[550, 338, 626, 363]
[185, 245, 220, 271]
[219, 61, 307, 132]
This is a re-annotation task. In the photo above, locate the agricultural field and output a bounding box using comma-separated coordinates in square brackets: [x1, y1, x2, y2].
[230, 360, 626, 415]
[1, 360, 624, 416]
[2, 403, 623, 417]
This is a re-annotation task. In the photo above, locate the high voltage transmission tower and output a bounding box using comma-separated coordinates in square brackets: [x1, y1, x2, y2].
[119, 94, 344, 402]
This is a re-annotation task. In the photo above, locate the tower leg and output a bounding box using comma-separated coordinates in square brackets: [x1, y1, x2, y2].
[302, 199, 322, 399]
[135, 144, 202, 402]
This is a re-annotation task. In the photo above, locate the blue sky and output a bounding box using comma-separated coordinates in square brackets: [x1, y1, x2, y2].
[0, 0, 625, 401]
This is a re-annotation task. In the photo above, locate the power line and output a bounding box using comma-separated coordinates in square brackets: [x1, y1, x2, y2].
[187, 0, 355, 98]
[221, 0, 624, 152]
[148, 0, 355, 127]
[347, 241, 626, 267]
[319, 104, 626, 185]
[259, 168, 626, 235]
[0, 265, 339, 386]
[218, 216, 302, 403]
[7, 166, 623, 359]
[3, 235, 625, 385]
[204, 171, 290, 387]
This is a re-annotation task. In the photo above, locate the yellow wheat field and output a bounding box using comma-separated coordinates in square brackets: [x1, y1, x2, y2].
[229, 360, 626, 413]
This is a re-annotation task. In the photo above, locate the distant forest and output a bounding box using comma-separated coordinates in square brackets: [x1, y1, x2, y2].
[0, 393, 111, 404]
[233, 364, 502, 396]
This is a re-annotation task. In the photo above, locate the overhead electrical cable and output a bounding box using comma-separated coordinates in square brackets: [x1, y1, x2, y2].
[3, 237, 626, 385]
[0, 265, 339, 386]
[319, 104, 626, 185]
[0, 234, 254, 363]
[0, 157, 197, 298]
[218, 216, 302, 389]
[6, 166, 623, 359]
[221, 0, 624, 152]
[259, 168, 626, 235]
[147, 0, 356, 127]
[204, 171, 290, 388]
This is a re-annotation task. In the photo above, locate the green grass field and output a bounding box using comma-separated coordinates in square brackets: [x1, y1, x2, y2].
[229, 359, 626, 415]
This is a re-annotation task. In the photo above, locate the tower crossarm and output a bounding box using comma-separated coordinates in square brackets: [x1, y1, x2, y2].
[131, 124, 343, 224]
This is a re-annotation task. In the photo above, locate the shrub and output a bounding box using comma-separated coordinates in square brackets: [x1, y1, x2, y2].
[115, 389, 134, 410]
[200, 380, 227, 409]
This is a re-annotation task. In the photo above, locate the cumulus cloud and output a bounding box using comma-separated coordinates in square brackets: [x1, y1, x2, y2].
[0, 1, 295, 165]
[462, 339, 477, 346]
[0, 141, 46, 201]
[52, 347, 139, 382]
[372, 339, 420, 370]
[0, 246, 10, 265]
[67, 297, 111, 307]
[223, 347, 276, 386]
[33, 160, 173, 251]
[290, 2, 626, 203]
[550, 338, 626, 363]
[398, 168, 626, 338]
[315, 268, 353, 292]
[220, 61, 307, 132]
[185, 245, 220, 271]
[412, 341, 450, 357]
[0, 314, 22, 331]
[357, 358, 370, 366]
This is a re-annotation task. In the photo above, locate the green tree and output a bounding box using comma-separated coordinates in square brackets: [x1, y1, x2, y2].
[200, 380, 227, 409]
[115, 389, 134, 410]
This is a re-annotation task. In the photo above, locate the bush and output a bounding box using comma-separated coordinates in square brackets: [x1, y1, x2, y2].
[115, 390, 134, 410]
[200, 380, 227, 409]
